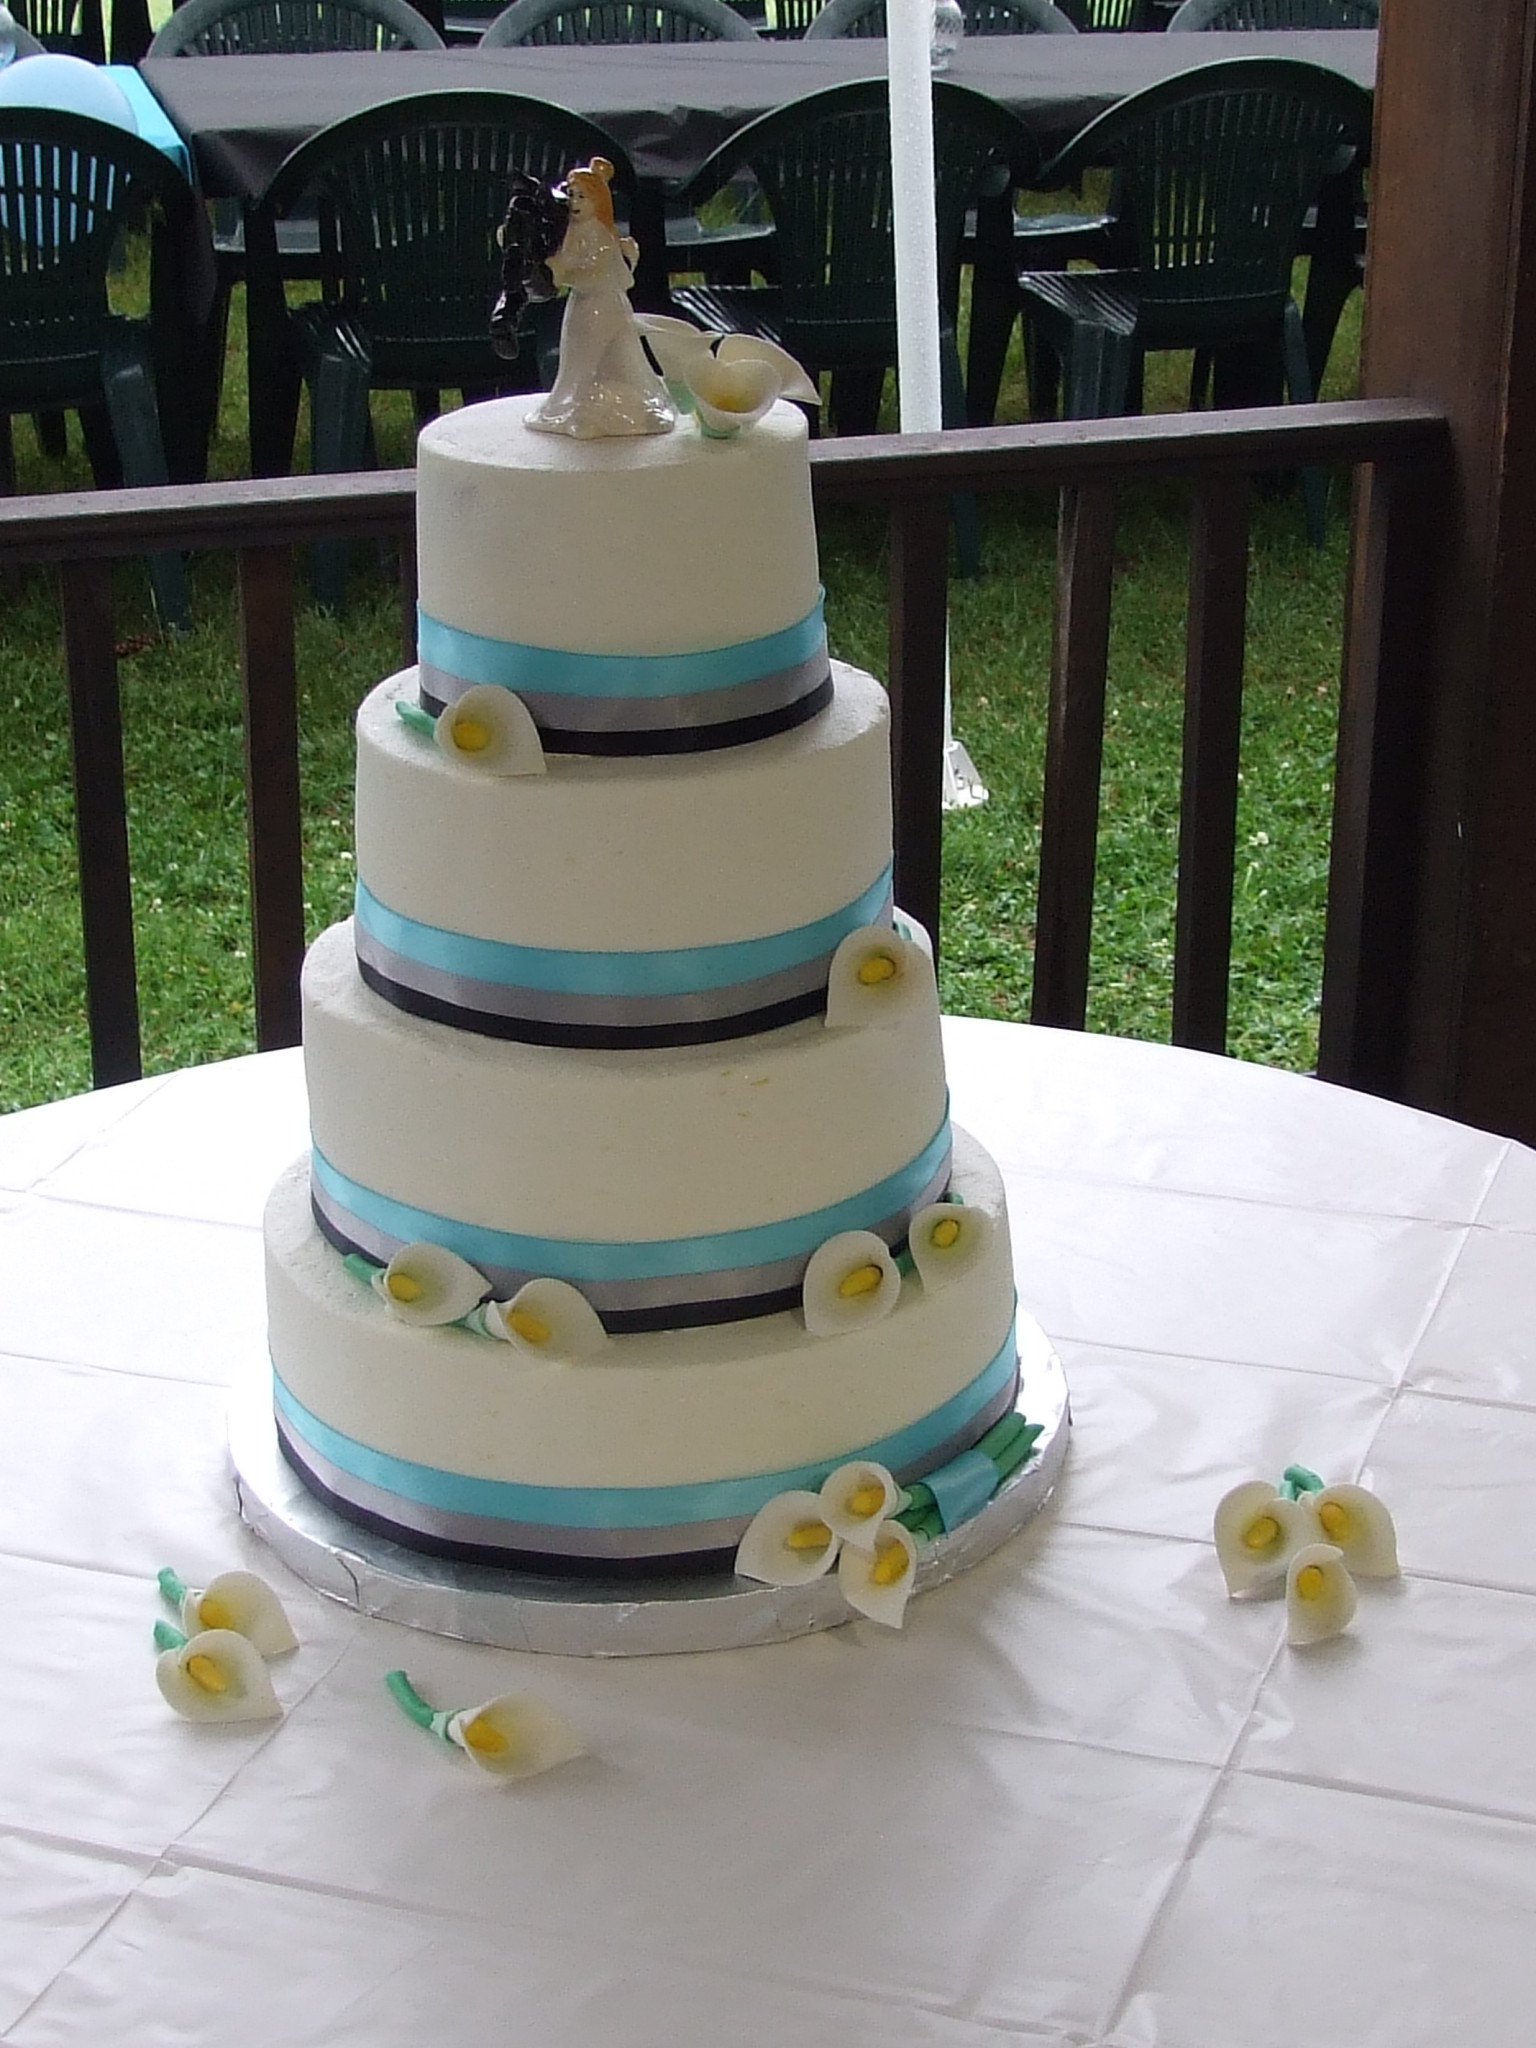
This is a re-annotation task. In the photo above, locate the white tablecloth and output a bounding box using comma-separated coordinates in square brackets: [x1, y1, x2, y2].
[1, 1020, 1533, 2046]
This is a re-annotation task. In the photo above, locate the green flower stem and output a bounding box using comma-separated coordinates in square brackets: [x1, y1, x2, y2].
[394, 699, 437, 737]
[992, 1422, 1044, 1484]
[154, 1619, 188, 1651]
[1280, 1465, 1325, 1499]
[156, 1566, 189, 1610]
[343, 1252, 383, 1286]
[385, 1669, 440, 1732]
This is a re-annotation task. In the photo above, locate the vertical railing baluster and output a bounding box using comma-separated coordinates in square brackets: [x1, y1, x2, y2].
[1318, 457, 1441, 1095]
[236, 546, 306, 1051]
[1173, 472, 1250, 1053]
[1033, 482, 1116, 1029]
[887, 493, 950, 956]
[61, 557, 141, 1086]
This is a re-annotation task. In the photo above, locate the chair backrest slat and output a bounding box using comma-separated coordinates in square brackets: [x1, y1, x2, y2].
[479, 0, 758, 43]
[1166, 0, 1378, 28]
[148, 0, 445, 56]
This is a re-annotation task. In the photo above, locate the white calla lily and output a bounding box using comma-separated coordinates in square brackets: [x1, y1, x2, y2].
[801, 1230, 902, 1337]
[688, 351, 784, 436]
[633, 312, 717, 384]
[1309, 1483, 1399, 1578]
[156, 1629, 282, 1723]
[481, 1277, 609, 1360]
[433, 684, 546, 777]
[714, 333, 820, 404]
[908, 1199, 991, 1294]
[838, 1522, 918, 1628]
[1213, 1480, 1314, 1596]
[819, 1460, 900, 1548]
[444, 1694, 586, 1780]
[735, 1489, 841, 1585]
[1285, 1543, 1358, 1645]
[181, 1571, 298, 1657]
[824, 925, 937, 1030]
[892, 908, 934, 961]
[372, 1243, 488, 1327]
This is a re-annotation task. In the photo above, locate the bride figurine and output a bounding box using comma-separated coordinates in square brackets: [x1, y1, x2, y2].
[526, 158, 674, 440]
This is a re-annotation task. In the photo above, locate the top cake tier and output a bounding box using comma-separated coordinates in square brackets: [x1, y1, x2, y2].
[414, 396, 829, 756]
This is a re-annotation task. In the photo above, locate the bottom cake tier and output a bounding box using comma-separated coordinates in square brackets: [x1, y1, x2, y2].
[265, 1125, 1021, 1575]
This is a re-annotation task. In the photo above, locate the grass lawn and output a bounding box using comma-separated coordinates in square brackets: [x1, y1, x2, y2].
[0, 241, 1358, 1111]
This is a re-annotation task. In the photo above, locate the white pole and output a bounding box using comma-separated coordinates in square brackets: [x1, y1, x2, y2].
[885, 0, 990, 809]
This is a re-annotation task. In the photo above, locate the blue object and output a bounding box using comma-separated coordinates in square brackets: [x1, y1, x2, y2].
[924, 1447, 1004, 1531]
[353, 864, 893, 998]
[103, 66, 193, 177]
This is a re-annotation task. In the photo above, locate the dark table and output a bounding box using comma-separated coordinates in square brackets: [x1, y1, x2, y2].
[140, 31, 1376, 198]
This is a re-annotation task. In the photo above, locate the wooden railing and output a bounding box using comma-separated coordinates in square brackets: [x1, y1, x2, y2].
[0, 397, 1450, 1097]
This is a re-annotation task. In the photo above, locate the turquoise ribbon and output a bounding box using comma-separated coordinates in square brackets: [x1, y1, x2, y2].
[273, 1323, 1017, 1530]
[924, 1448, 1003, 1532]
[417, 594, 826, 700]
[354, 865, 893, 998]
[310, 1110, 952, 1284]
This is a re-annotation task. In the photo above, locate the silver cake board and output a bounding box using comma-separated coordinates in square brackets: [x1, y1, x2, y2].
[230, 1312, 1069, 1657]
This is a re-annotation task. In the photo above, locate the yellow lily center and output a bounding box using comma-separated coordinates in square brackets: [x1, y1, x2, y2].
[1295, 1563, 1327, 1601]
[461, 1714, 511, 1757]
[929, 1216, 962, 1250]
[870, 1539, 909, 1587]
[1318, 1501, 1350, 1540]
[856, 952, 899, 986]
[196, 1593, 236, 1631]
[451, 716, 493, 754]
[507, 1309, 552, 1345]
[785, 1520, 833, 1554]
[847, 1481, 886, 1519]
[838, 1262, 885, 1300]
[386, 1272, 424, 1304]
[185, 1653, 229, 1695]
[1242, 1514, 1281, 1552]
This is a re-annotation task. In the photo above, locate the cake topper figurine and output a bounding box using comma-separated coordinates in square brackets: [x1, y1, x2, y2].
[520, 157, 673, 440]
[489, 170, 569, 364]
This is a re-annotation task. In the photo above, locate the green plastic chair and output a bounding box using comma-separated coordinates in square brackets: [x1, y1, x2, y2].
[671, 79, 1036, 573]
[0, 107, 191, 626]
[1014, 58, 1371, 539]
[147, 0, 444, 51]
[804, 0, 1075, 33]
[247, 90, 637, 605]
[479, 0, 758, 39]
[10, 0, 104, 59]
[479, 0, 769, 283]
[1166, 0, 1377, 25]
[1055, 0, 1155, 26]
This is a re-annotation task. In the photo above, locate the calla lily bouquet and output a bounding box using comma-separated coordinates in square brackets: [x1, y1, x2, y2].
[153, 1565, 299, 1723]
[1214, 1465, 1399, 1647]
[634, 316, 819, 436]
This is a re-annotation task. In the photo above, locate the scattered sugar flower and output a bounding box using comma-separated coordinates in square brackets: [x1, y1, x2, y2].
[159, 1567, 297, 1657]
[1307, 1483, 1399, 1578]
[824, 925, 937, 1030]
[156, 1628, 282, 1723]
[372, 1242, 488, 1326]
[907, 1198, 991, 1293]
[433, 684, 545, 777]
[1213, 1480, 1314, 1596]
[801, 1229, 901, 1337]
[1285, 1543, 1358, 1646]
[385, 1670, 583, 1780]
[480, 1276, 609, 1360]
[838, 1522, 918, 1628]
[819, 1460, 900, 1548]
[735, 1490, 841, 1586]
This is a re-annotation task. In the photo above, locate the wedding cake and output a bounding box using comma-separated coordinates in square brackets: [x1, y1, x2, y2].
[262, 176, 1033, 1584]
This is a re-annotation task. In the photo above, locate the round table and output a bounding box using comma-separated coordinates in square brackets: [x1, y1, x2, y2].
[0, 1020, 1531, 2044]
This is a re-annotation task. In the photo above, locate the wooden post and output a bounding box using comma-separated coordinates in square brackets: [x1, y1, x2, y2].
[1353, 0, 1536, 1139]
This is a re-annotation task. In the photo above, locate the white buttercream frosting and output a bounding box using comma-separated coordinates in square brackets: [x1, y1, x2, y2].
[415, 395, 820, 655]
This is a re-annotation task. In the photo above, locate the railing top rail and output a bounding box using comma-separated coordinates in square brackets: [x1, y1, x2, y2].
[0, 401, 1448, 563]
